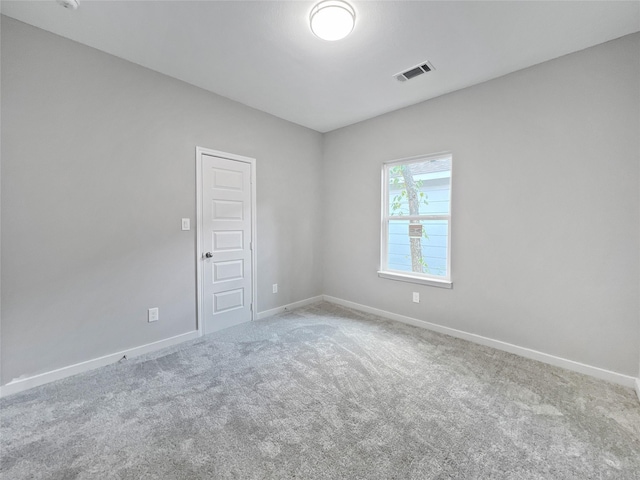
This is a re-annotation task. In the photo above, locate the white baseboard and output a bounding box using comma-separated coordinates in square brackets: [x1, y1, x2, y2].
[256, 295, 324, 320]
[3, 296, 636, 400]
[323, 295, 637, 389]
[0, 330, 200, 398]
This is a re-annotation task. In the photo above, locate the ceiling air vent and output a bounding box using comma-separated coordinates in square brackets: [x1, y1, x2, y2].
[395, 61, 435, 82]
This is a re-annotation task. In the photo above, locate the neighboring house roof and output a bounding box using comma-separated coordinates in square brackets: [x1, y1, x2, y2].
[390, 158, 451, 179]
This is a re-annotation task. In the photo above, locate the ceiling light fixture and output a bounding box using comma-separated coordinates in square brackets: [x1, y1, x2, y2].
[57, 0, 80, 9]
[310, 1, 355, 41]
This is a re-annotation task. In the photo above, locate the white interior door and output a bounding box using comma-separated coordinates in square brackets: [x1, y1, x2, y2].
[201, 153, 253, 333]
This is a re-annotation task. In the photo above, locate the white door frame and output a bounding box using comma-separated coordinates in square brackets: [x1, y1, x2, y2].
[195, 146, 257, 335]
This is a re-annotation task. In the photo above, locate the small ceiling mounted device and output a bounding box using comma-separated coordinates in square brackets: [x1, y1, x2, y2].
[394, 61, 435, 82]
[310, 1, 356, 41]
[57, 0, 79, 9]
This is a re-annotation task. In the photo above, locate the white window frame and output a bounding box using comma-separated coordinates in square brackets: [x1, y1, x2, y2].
[378, 152, 453, 289]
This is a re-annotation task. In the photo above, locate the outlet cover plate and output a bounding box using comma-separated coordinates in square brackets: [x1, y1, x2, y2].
[148, 307, 159, 322]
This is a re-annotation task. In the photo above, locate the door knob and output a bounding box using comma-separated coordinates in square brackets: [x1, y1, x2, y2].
[204, 252, 213, 258]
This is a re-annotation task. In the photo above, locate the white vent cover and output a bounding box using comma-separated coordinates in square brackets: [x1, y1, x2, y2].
[394, 61, 435, 82]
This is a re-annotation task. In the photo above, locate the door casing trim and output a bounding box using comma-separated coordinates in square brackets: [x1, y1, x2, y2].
[195, 146, 257, 336]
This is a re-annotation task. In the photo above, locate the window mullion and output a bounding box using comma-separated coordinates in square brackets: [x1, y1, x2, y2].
[388, 215, 449, 221]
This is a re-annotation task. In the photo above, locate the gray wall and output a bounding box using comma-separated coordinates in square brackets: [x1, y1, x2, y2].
[2, 16, 639, 387]
[0, 17, 324, 385]
[323, 33, 640, 377]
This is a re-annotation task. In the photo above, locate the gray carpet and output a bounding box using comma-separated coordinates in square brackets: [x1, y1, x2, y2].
[1, 302, 639, 479]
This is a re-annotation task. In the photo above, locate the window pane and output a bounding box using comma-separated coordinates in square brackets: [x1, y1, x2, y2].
[388, 157, 451, 216]
[388, 219, 448, 277]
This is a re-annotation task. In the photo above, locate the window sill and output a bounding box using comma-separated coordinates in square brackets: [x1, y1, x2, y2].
[377, 271, 453, 289]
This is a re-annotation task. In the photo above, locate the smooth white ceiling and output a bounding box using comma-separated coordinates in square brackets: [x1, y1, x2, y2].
[2, 1, 639, 132]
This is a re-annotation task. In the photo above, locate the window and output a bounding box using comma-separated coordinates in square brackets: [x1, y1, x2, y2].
[379, 153, 452, 288]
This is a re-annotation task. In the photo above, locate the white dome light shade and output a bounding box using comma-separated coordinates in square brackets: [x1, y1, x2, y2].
[310, 1, 356, 41]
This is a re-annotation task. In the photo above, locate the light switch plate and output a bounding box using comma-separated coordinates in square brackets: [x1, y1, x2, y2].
[181, 218, 190, 231]
[412, 292, 420, 303]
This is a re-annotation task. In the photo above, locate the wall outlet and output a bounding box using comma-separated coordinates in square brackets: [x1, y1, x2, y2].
[181, 218, 190, 231]
[272, 284, 278, 294]
[148, 307, 159, 322]
[412, 292, 420, 303]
